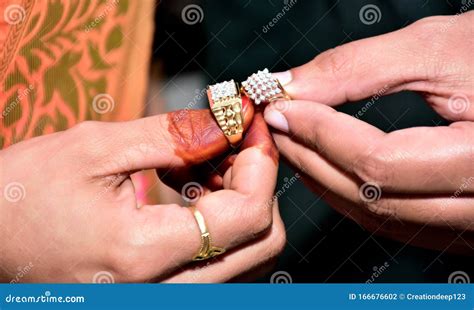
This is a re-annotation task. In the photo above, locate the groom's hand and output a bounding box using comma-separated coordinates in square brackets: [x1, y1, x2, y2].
[264, 12, 474, 253]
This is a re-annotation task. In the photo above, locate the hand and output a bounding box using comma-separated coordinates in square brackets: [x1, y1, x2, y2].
[264, 12, 473, 252]
[0, 102, 286, 283]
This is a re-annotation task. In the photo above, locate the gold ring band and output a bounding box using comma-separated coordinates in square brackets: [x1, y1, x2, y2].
[207, 80, 244, 147]
[190, 206, 226, 261]
[241, 68, 291, 105]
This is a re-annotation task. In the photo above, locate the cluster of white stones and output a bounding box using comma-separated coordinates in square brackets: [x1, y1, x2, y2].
[209, 80, 238, 102]
[242, 68, 282, 105]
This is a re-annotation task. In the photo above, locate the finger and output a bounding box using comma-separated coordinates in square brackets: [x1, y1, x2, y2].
[283, 155, 474, 254]
[116, 115, 279, 280]
[272, 16, 447, 106]
[265, 100, 474, 193]
[75, 96, 254, 177]
[193, 114, 279, 249]
[158, 151, 237, 194]
[162, 202, 286, 283]
[275, 129, 474, 230]
[272, 131, 360, 203]
[273, 123, 474, 253]
[304, 181, 474, 254]
[265, 100, 383, 177]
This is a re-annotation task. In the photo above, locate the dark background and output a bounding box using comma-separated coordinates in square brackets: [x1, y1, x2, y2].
[151, 0, 473, 283]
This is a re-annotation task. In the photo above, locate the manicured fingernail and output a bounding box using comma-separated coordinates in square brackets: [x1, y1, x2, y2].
[264, 108, 289, 133]
[272, 71, 293, 86]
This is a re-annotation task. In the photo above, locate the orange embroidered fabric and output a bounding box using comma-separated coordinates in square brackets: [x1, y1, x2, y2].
[0, 0, 155, 148]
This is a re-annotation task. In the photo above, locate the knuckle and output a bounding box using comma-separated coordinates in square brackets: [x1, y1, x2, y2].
[355, 202, 393, 233]
[142, 115, 172, 149]
[69, 120, 101, 136]
[107, 243, 151, 283]
[248, 201, 273, 236]
[163, 109, 215, 162]
[404, 16, 455, 80]
[65, 121, 108, 173]
[409, 17, 450, 55]
[354, 148, 392, 188]
[267, 221, 287, 258]
[409, 15, 447, 36]
[363, 199, 397, 219]
[314, 45, 355, 81]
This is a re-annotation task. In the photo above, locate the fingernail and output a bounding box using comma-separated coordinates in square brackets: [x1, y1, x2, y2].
[272, 70, 293, 86]
[264, 108, 289, 133]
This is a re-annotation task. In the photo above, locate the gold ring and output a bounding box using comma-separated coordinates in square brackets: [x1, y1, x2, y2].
[189, 206, 226, 261]
[241, 68, 291, 105]
[207, 80, 244, 146]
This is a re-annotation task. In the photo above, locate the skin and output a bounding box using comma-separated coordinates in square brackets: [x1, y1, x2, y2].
[0, 101, 287, 282]
[264, 12, 474, 253]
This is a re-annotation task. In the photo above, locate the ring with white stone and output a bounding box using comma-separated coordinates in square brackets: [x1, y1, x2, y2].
[207, 80, 243, 146]
[241, 68, 290, 105]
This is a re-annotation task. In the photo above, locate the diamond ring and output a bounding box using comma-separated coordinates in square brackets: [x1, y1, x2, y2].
[241, 68, 290, 105]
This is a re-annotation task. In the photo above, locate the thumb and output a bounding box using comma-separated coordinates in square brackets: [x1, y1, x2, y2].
[79, 96, 254, 176]
[273, 17, 443, 107]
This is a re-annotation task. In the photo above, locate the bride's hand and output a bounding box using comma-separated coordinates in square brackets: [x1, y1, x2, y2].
[0, 101, 286, 283]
